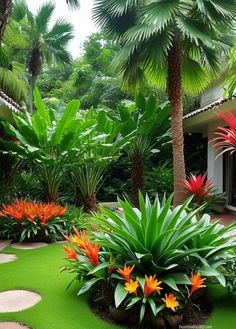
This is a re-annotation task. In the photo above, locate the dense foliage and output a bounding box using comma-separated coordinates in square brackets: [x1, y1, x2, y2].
[63, 193, 236, 325]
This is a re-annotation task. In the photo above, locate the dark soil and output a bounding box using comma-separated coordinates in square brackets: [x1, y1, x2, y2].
[89, 288, 213, 329]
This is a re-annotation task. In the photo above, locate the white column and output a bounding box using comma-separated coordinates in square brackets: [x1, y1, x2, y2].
[207, 123, 223, 192]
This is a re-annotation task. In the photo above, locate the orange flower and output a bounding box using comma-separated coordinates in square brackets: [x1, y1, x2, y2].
[63, 245, 77, 261]
[125, 279, 139, 296]
[190, 272, 206, 295]
[162, 293, 179, 312]
[0, 201, 67, 224]
[72, 227, 90, 249]
[83, 242, 100, 266]
[144, 275, 162, 297]
[117, 265, 135, 282]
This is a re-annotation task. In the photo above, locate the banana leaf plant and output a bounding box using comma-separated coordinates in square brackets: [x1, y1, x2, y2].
[0, 89, 95, 202]
[73, 109, 135, 212]
[113, 93, 171, 207]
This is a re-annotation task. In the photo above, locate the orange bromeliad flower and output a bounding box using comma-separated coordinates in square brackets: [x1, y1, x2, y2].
[124, 279, 139, 296]
[117, 265, 135, 282]
[63, 246, 77, 261]
[72, 227, 90, 249]
[144, 275, 162, 297]
[83, 242, 100, 266]
[162, 293, 179, 312]
[0, 201, 67, 225]
[190, 272, 206, 295]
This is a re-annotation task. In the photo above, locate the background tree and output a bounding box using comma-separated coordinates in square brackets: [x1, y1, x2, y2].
[0, 0, 13, 43]
[93, 0, 236, 205]
[11, 0, 74, 111]
[113, 94, 170, 207]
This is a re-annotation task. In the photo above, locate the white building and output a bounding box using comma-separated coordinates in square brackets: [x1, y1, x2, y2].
[0, 90, 22, 125]
[184, 83, 236, 211]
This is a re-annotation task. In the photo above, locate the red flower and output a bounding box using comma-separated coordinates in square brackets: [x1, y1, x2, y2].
[83, 242, 100, 266]
[63, 246, 77, 261]
[211, 112, 236, 156]
[183, 173, 214, 199]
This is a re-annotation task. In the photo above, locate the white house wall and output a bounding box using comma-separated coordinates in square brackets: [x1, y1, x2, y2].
[207, 122, 223, 193]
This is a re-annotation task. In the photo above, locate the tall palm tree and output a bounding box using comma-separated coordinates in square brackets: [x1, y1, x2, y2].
[11, 1, 74, 112]
[66, 0, 80, 10]
[0, 0, 13, 44]
[93, 0, 236, 205]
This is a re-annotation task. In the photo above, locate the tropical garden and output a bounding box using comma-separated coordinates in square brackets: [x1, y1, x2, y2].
[0, 1, 236, 329]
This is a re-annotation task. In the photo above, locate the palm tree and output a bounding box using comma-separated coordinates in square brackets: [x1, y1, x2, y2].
[93, 0, 236, 205]
[66, 0, 80, 10]
[11, 1, 74, 112]
[115, 94, 170, 207]
[0, 0, 13, 44]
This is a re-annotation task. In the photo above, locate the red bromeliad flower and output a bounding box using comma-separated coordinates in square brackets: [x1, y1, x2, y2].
[83, 242, 100, 266]
[63, 246, 77, 261]
[183, 173, 214, 199]
[211, 112, 236, 156]
[0, 201, 67, 225]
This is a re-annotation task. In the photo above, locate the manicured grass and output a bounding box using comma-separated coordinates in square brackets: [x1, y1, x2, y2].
[0, 243, 235, 329]
[0, 243, 123, 329]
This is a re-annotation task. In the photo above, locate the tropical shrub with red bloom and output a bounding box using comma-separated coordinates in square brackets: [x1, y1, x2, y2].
[211, 111, 236, 156]
[183, 172, 225, 211]
[63, 193, 236, 327]
[0, 200, 67, 242]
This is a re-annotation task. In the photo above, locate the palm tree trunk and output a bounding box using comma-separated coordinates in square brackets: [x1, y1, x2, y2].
[29, 74, 37, 113]
[0, 0, 13, 44]
[167, 35, 186, 206]
[130, 154, 144, 208]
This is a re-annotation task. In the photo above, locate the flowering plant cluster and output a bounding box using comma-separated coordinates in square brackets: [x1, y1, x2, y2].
[0, 201, 67, 241]
[183, 173, 225, 211]
[63, 228, 207, 323]
[63, 194, 236, 325]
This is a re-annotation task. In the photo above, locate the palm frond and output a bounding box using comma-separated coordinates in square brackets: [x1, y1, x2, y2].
[66, 0, 80, 10]
[35, 2, 55, 34]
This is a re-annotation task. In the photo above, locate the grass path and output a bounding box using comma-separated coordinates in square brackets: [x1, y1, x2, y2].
[0, 243, 122, 329]
[0, 243, 235, 329]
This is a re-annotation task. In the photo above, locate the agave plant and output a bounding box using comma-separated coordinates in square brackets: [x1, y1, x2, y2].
[0, 89, 95, 202]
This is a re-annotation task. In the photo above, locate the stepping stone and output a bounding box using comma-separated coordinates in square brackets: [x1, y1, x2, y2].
[0, 322, 30, 329]
[0, 254, 17, 264]
[0, 290, 41, 312]
[11, 242, 48, 250]
[0, 240, 12, 252]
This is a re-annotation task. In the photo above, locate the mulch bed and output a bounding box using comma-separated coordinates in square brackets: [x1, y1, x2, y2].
[89, 288, 212, 329]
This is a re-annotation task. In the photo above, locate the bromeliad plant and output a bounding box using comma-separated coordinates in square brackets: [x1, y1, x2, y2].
[183, 172, 225, 212]
[0, 200, 67, 241]
[63, 193, 236, 326]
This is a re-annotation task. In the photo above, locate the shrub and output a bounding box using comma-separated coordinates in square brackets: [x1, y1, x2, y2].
[63, 194, 236, 325]
[183, 172, 226, 212]
[0, 200, 67, 242]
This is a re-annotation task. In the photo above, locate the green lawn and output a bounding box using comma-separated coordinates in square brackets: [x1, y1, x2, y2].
[0, 243, 235, 329]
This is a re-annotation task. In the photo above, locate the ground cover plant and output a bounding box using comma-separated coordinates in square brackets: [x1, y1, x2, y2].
[0, 200, 67, 241]
[63, 193, 236, 328]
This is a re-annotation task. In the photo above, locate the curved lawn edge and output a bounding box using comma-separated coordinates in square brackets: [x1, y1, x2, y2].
[0, 243, 235, 329]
